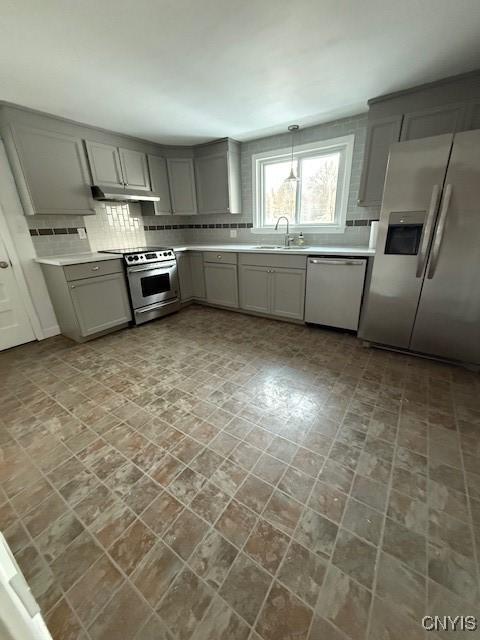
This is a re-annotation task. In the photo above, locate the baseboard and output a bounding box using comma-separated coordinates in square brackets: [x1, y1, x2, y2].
[40, 324, 60, 339]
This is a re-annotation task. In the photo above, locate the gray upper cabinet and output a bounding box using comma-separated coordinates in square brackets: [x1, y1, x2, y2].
[167, 158, 197, 215]
[359, 71, 480, 207]
[204, 262, 238, 308]
[85, 141, 124, 188]
[118, 148, 151, 190]
[10, 125, 94, 215]
[358, 115, 403, 206]
[85, 141, 150, 190]
[194, 139, 241, 214]
[464, 99, 480, 130]
[400, 103, 466, 141]
[145, 155, 172, 214]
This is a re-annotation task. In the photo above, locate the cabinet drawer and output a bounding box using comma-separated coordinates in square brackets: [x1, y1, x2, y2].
[238, 253, 306, 270]
[63, 259, 123, 282]
[203, 251, 237, 265]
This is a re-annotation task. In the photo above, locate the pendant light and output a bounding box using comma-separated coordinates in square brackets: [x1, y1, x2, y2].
[285, 124, 300, 182]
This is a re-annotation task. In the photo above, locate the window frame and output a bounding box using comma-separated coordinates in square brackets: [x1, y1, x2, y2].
[251, 134, 354, 233]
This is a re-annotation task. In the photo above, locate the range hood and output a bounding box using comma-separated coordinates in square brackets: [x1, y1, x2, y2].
[91, 185, 161, 203]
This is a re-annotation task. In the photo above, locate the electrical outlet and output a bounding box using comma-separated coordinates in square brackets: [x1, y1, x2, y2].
[230, 229, 237, 238]
[77, 228, 87, 239]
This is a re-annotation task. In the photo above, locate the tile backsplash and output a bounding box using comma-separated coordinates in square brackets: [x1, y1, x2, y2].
[28, 112, 379, 256]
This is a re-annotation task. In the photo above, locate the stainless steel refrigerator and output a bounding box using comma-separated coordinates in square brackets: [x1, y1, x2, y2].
[359, 129, 480, 366]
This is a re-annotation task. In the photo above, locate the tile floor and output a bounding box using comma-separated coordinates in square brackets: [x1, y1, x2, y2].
[1, 305, 480, 640]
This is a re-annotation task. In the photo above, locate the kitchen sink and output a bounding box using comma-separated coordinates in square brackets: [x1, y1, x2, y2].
[254, 245, 309, 250]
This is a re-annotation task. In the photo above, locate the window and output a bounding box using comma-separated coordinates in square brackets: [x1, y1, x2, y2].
[252, 134, 354, 233]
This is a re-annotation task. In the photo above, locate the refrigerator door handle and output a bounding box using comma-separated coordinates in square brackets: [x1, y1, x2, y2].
[427, 183, 452, 279]
[416, 184, 440, 277]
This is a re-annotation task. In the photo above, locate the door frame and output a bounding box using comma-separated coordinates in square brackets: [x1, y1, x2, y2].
[0, 204, 40, 343]
[0, 146, 44, 343]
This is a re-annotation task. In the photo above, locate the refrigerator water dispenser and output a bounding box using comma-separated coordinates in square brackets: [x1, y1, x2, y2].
[384, 211, 425, 255]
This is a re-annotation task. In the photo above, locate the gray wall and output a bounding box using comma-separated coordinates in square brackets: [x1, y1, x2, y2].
[27, 113, 378, 256]
[179, 113, 379, 246]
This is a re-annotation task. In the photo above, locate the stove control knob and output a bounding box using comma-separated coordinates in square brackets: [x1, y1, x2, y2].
[163, 252, 167, 256]
[133, 255, 139, 261]
[127, 256, 133, 261]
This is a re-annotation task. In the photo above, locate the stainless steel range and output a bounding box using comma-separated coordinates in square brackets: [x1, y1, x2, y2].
[101, 247, 180, 325]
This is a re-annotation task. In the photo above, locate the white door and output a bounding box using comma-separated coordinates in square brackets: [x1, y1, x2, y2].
[0, 233, 35, 350]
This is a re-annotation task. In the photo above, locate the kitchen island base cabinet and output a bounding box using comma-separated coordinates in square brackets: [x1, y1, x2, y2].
[41, 260, 131, 342]
[204, 263, 238, 308]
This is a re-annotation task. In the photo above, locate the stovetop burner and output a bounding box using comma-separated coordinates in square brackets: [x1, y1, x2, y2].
[100, 246, 176, 266]
[100, 246, 171, 255]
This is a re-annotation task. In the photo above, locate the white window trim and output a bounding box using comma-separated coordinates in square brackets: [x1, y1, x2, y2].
[251, 134, 354, 234]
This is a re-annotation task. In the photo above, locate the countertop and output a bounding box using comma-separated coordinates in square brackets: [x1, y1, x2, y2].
[172, 244, 375, 256]
[35, 245, 374, 266]
[35, 252, 123, 266]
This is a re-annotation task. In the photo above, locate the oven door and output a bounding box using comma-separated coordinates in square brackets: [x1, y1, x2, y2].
[127, 261, 178, 309]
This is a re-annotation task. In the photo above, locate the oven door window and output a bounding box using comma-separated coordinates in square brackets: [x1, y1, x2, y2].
[140, 272, 171, 298]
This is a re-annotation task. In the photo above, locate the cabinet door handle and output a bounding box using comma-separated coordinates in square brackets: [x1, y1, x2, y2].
[91, 266, 100, 271]
[70, 285, 76, 289]
[217, 255, 222, 259]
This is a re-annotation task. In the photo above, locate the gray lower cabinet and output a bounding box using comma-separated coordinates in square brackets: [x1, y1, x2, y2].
[41, 260, 131, 342]
[176, 252, 193, 301]
[190, 252, 206, 299]
[167, 158, 197, 214]
[204, 262, 238, 308]
[238, 265, 270, 314]
[239, 263, 305, 320]
[10, 124, 94, 215]
[69, 274, 131, 337]
[270, 267, 306, 320]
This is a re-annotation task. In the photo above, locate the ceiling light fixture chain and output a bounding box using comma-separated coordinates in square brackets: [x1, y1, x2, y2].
[285, 124, 300, 182]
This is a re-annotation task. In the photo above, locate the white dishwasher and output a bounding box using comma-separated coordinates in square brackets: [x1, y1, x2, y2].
[305, 257, 367, 330]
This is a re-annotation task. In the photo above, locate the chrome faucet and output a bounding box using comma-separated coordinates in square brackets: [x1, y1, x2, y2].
[275, 216, 292, 247]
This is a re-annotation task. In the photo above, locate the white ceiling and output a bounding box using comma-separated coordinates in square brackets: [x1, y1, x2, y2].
[2, 0, 480, 145]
